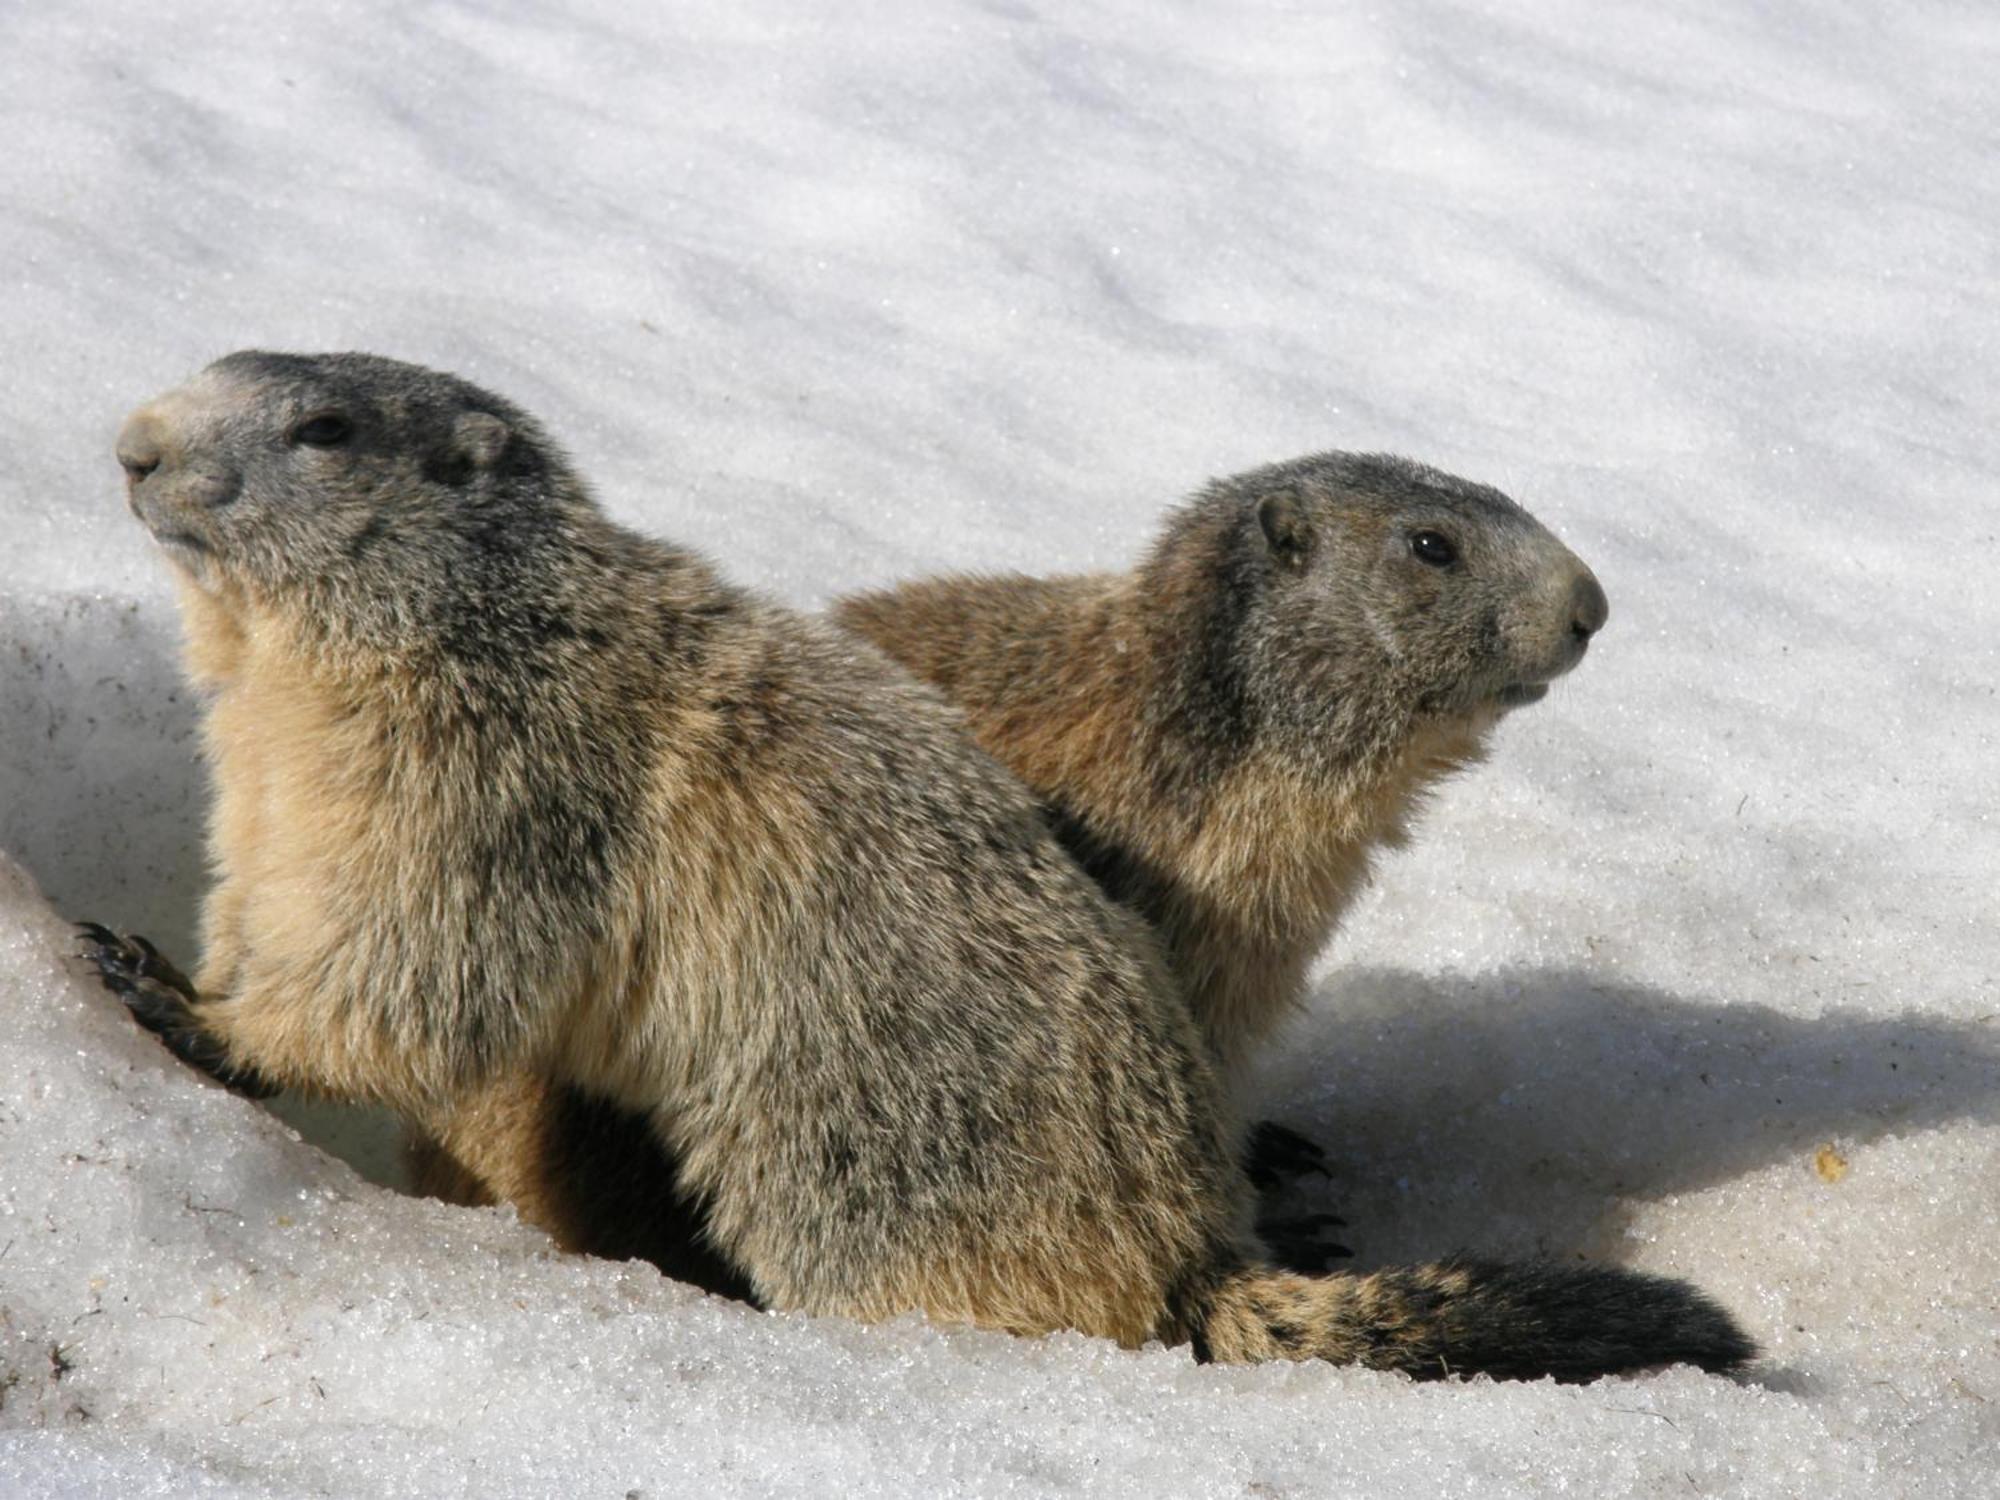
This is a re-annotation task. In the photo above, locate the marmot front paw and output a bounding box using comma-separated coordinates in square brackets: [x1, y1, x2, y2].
[75, 923, 278, 1099]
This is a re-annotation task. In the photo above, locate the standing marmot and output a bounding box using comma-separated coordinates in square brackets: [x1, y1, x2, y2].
[84, 351, 1747, 1380]
[417, 451, 1605, 1265]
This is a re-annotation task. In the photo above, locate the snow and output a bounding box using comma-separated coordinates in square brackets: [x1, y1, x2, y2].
[2, 0, 1997, 1494]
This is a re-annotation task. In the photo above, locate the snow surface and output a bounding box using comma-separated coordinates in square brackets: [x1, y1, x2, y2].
[3, 0, 1998, 1494]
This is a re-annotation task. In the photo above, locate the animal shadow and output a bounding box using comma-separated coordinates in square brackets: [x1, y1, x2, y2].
[1253, 965, 2000, 1268]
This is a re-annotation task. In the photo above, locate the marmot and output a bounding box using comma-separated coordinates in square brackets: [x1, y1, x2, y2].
[417, 451, 1604, 1267]
[837, 451, 1608, 1081]
[84, 350, 1748, 1381]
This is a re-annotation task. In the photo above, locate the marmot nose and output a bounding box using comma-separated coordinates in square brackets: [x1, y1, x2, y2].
[1569, 570, 1609, 643]
[116, 413, 167, 484]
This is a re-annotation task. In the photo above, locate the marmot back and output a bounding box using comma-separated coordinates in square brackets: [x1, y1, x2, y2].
[87, 351, 1745, 1384]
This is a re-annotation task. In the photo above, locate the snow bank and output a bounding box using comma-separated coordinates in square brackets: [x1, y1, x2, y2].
[0, 855, 1980, 1498]
[3, 0, 1998, 1493]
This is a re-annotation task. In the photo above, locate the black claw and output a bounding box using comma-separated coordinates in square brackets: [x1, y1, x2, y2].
[75, 922, 279, 1100]
[1264, 1240, 1355, 1271]
[1243, 1119, 1333, 1190]
[1258, 1211, 1355, 1269]
[78, 921, 158, 1001]
[1264, 1211, 1347, 1232]
[124, 932, 197, 998]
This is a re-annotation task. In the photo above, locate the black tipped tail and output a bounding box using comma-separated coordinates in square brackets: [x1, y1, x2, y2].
[1185, 1255, 1754, 1382]
[1382, 1256, 1756, 1381]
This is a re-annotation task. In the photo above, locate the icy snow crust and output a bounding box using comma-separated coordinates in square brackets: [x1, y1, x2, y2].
[3, 0, 1998, 1494]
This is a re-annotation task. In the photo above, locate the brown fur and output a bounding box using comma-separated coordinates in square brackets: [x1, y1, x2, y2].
[835, 457, 1608, 1077]
[89, 354, 1748, 1381]
[422, 452, 1606, 1277]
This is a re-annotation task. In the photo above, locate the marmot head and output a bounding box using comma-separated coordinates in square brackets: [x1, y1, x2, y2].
[115, 351, 587, 606]
[1154, 452, 1608, 755]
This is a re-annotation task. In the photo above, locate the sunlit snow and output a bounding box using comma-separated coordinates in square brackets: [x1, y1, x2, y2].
[3, 1, 1997, 1495]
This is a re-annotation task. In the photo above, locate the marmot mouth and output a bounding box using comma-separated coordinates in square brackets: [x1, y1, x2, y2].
[152, 529, 212, 556]
[1494, 682, 1549, 708]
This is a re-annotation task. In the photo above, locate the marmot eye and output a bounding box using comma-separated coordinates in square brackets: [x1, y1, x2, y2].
[292, 413, 353, 448]
[1410, 531, 1457, 567]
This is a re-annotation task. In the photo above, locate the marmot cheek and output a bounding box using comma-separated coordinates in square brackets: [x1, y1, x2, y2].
[135, 468, 242, 529]
[1488, 593, 1577, 685]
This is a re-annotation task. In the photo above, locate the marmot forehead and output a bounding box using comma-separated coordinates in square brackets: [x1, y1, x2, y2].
[1238, 450, 1532, 528]
[203, 349, 533, 434]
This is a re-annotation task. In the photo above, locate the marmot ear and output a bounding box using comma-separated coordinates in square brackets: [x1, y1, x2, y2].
[452, 411, 513, 472]
[1257, 491, 1313, 567]
[427, 411, 515, 487]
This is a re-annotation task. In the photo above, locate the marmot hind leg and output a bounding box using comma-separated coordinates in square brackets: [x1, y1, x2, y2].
[416, 1079, 757, 1301]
